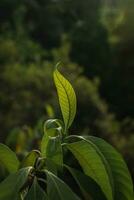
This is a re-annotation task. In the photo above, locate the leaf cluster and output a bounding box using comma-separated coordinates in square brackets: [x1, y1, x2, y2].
[0, 67, 133, 200]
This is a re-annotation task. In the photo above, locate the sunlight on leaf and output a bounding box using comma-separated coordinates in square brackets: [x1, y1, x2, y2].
[53, 65, 76, 130]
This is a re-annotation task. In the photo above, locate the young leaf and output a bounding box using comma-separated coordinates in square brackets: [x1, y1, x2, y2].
[25, 178, 47, 200]
[20, 150, 40, 168]
[46, 136, 63, 171]
[41, 119, 63, 157]
[45, 170, 80, 200]
[53, 67, 76, 130]
[0, 143, 20, 173]
[0, 167, 31, 200]
[66, 139, 113, 200]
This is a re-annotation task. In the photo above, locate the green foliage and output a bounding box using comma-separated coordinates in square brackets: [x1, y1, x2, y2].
[41, 119, 64, 158]
[88, 136, 134, 200]
[0, 143, 19, 173]
[20, 150, 40, 168]
[66, 135, 134, 200]
[0, 69, 133, 200]
[54, 64, 76, 130]
[67, 139, 113, 200]
[0, 34, 133, 183]
[0, 0, 134, 190]
[0, 167, 31, 200]
[25, 178, 47, 200]
[46, 170, 80, 200]
[65, 165, 106, 200]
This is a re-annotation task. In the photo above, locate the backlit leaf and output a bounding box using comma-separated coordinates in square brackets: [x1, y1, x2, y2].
[66, 136, 134, 200]
[53, 67, 76, 130]
[66, 139, 113, 200]
[88, 136, 134, 200]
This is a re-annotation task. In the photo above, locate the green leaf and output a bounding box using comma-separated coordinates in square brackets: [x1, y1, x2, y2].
[0, 143, 20, 173]
[41, 119, 63, 157]
[25, 178, 47, 200]
[45, 170, 80, 200]
[41, 119, 63, 173]
[87, 136, 134, 200]
[0, 167, 31, 200]
[65, 165, 107, 200]
[46, 136, 63, 171]
[66, 139, 113, 200]
[20, 150, 40, 168]
[53, 67, 76, 130]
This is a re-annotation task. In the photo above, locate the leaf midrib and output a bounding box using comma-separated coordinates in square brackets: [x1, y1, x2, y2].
[47, 171, 63, 200]
[55, 71, 71, 129]
[67, 139, 114, 200]
[83, 138, 114, 197]
[67, 144, 100, 183]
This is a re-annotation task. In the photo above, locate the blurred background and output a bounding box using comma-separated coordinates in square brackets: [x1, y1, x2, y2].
[0, 0, 134, 181]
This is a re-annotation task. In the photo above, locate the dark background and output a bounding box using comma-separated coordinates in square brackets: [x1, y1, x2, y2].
[0, 0, 134, 180]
